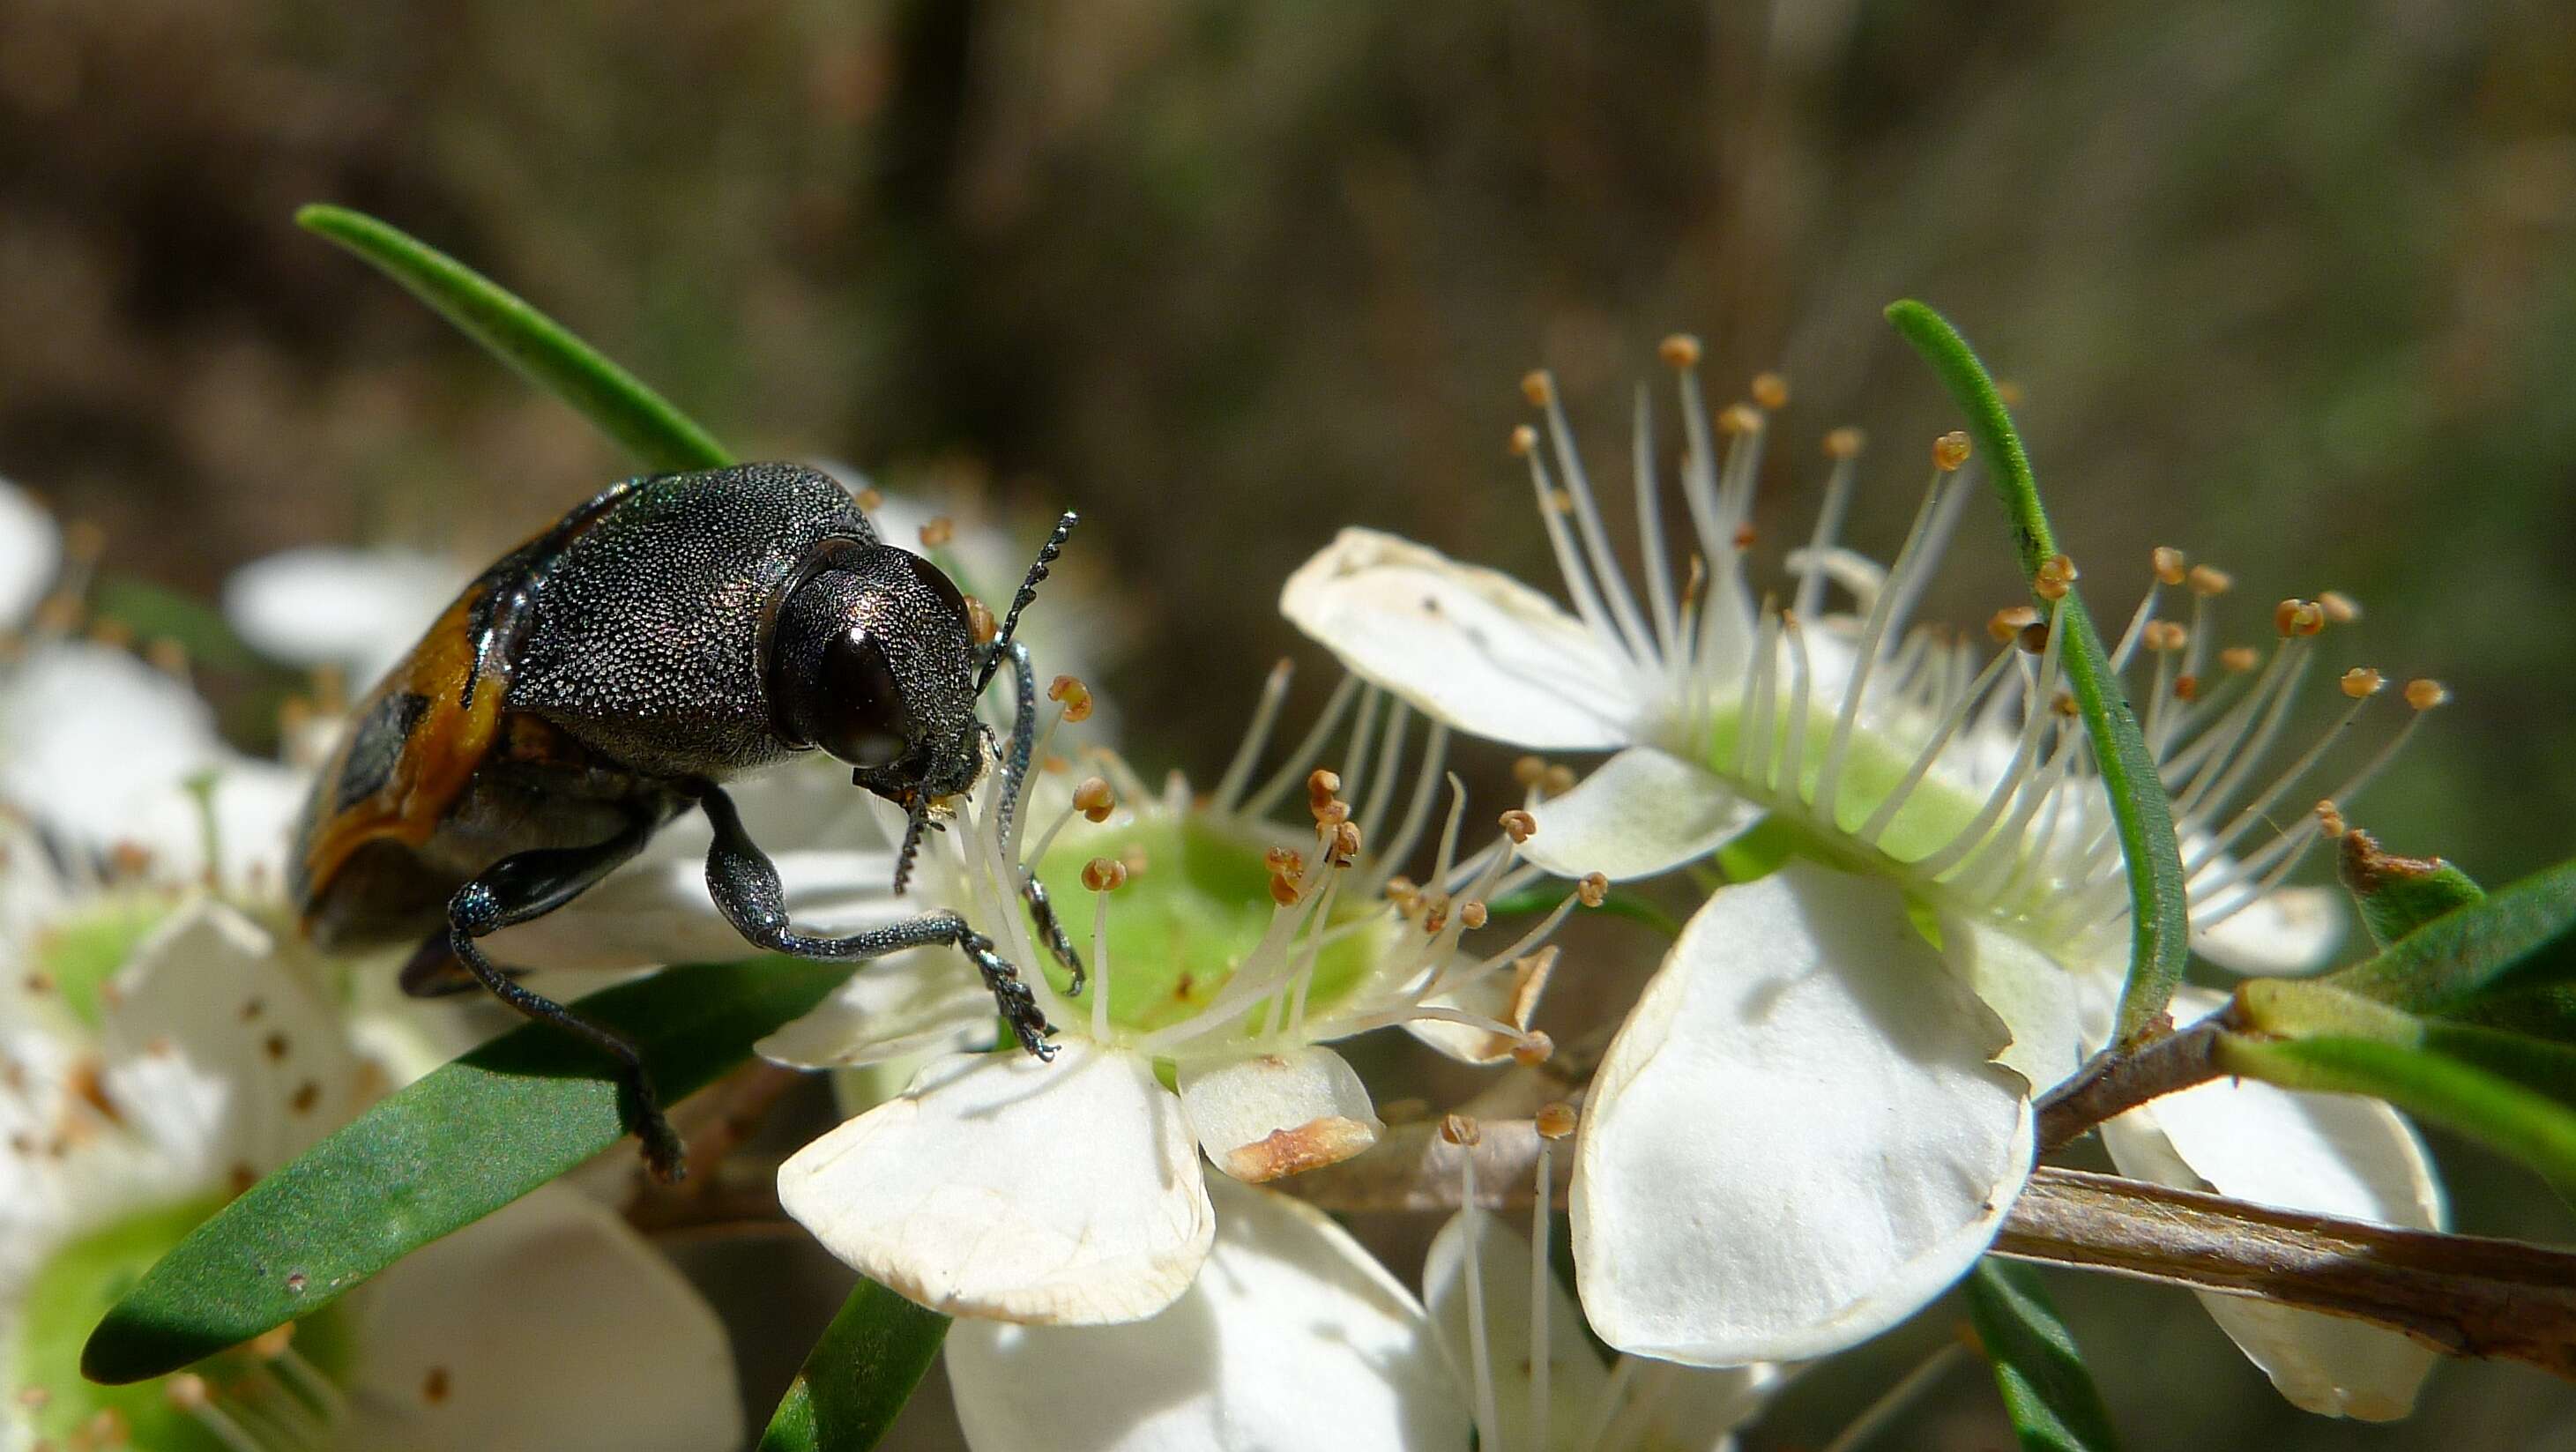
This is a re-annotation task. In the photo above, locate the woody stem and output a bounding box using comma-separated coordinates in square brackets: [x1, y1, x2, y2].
[1282, 1121, 2576, 1381]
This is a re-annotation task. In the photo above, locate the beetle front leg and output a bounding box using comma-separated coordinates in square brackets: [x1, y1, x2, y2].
[1017, 870, 1085, 994]
[696, 782, 1056, 1058]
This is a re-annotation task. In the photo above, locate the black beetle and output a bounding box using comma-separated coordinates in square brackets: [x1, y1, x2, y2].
[291, 462, 1079, 1180]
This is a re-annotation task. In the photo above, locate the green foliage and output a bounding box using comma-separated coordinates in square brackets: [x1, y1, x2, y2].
[2325, 855, 2576, 1017]
[297, 205, 733, 473]
[1965, 1261, 2122, 1452]
[758, 1278, 951, 1452]
[2336, 830, 2485, 949]
[81, 959, 852, 1384]
[1885, 300, 2189, 1045]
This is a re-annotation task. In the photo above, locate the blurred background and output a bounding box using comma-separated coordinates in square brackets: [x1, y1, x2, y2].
[4, 0, 2573, 1446]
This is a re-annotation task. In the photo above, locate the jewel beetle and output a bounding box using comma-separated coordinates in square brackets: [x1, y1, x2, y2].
[290, 462, 1080, 1180]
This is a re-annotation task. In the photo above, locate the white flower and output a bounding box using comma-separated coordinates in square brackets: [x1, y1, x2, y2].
[223, 546, 469, 690]
[0, 871, 740, 1452]
[1279, 343, 2448, 1366]
[2101, 987, 2446, 1420]
[0, 475, 61, 633]
[769, 671, 1587, 1325]
[942, 1130, 1783, 1451]
[0, 642, 305, 897]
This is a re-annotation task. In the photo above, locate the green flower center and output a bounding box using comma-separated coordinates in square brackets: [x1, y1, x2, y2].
[33, 893, 170, 1030]
[1705, 704, 1993, 867]
[13, 1195, 357, 1451]
[1031, 813, 1383, 1039]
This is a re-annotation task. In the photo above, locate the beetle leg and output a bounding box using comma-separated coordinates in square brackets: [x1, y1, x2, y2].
[1018, 868, 1086, 994]
[696, 782, 1057, 1059]
[443, 818, 689, 1182]
[979, 638, 1087, 989]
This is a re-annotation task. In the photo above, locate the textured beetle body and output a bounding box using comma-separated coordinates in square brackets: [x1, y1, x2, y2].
[293, 462, 876, 948]
[289, 460, 1071, 1180]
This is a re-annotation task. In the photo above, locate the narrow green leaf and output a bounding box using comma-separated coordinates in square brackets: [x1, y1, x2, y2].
[1886, 301, 2188, 1042]
[2446, 981, 2576, 1044]
[2421, 1021, 2576, 1108]
[2336, 829, 2484, 949]
[1965, 1260, 2122, 1452]
[296, 205, 732, 473]
[82, 959, 852, 1383]
[758, 1277, 950, 1452]
[2326, 856, 2576, 1013]
[2219, 1032, 2576, 1201]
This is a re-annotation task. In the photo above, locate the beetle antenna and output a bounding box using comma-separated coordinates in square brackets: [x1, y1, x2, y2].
[975, 510, 1078, 693]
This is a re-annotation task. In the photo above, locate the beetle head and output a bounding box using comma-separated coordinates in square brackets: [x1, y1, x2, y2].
[767, 542, 985, 808]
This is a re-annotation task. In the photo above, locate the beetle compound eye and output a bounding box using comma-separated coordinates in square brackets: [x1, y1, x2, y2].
[814, 629, 913, 769]
[769, 564, 922, 770]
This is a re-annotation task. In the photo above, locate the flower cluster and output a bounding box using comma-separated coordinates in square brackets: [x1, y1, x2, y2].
[1279, 342, 2449, 1412]
[0, 294, 2492, 1452]
[762, 666, 1598, 1322]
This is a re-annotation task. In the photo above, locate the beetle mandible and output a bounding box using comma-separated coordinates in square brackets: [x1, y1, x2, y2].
[291, 462, 1081, 1180]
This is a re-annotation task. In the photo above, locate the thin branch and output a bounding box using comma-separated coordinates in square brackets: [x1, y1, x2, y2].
[1285, 1123, 2576, 1381]
[2032, 1009, 2234, 1150]
[1993, 1168, 2576, 1379]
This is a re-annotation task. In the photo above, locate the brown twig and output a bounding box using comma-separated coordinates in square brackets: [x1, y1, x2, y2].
[1995, 1168, 2576, 1379]
[2031, 1009, 2235, 1150]
[1284, 1121, 2576, 1381]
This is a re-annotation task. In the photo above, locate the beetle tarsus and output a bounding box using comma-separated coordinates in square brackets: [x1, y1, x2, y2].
[1019, 869, 1086, 994]
[957, 927, 1056, 1059]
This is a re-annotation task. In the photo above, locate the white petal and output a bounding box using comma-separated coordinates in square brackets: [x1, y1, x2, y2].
[1572, 862, 2033, 1365]
[1176, 1046, 1383, 1182]
[1406, 945, 1555, 1065]
[118, 756, 309, 898]
[0, 644, 223, 858]
[757, 951, 992, 1069]
[223, 546, 467, 686]
[1521, 747, 1764, 881]
[1280, 527, 1642, 751]
[99, 901, 364, 1178]
[343, 1184, 740, 1452]
[2102, 989, 2444, 1419]
[1937, 912, 2088, 1091]
[778, 1041, 1214, 1324]
[949, 1175, 1464, 1451]
[1423, 1206, 1610, 1451]
[2190, 882, 2346, 976]
[0, 476, 60, 629]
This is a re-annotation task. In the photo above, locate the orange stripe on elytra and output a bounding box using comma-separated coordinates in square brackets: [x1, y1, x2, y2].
[300, 590, 510, 899]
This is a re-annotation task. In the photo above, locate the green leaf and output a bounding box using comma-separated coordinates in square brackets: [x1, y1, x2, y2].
[1886, 301, 2188, 1043]
[758, 1277, 950, 1452]
[2219, 1032, 2576, 1201]
[2336, 829, 2484, 949]
[296, 205, 732, 473]
[2446, 981, 2576, 1044]
[1965, 1260, 2122, 1452]
[82, 958, 852, 1384]
[90, 574, 269, 674]
[2325, 856, 2576, 1013]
